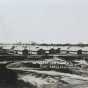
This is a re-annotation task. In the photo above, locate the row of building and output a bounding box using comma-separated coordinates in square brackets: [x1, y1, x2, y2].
[22, 48, 83, 56]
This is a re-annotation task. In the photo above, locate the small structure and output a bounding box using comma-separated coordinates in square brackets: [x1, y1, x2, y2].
[37, 49, 46, 55]
[55, 48, 61, 54]
[49, 48, 56, 54]
[66, 51, 69, 54]
[77, 49, 82, 55]
[22, 49, 29, 56]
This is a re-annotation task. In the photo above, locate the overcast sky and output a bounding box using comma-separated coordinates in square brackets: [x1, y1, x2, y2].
[0, 0, 88, 43]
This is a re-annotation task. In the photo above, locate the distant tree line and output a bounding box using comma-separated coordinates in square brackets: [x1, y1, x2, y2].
[38, 43, 88, 47]
[0, 42, 88, 47]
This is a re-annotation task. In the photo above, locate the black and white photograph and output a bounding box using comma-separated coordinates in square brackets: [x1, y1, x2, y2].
[0, 0, 88, 88]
